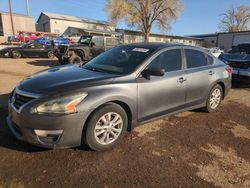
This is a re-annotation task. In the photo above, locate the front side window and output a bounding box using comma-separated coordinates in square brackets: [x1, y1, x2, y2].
[83, 46, 156, 75]
[185, 49, 208, 68]
[148, 49, 182, 72]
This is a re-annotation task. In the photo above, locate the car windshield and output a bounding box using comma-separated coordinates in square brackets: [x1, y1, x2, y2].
[83, 46, 156, 75]
[78, 36, 92, 45]
[229, 44, 250, 54]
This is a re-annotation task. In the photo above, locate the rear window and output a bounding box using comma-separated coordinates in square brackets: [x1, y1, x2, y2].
[185, 49, 209, 68]
[230, 44, 250, 54]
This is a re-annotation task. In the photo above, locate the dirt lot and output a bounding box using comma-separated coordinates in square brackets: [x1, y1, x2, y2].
[0, 58, 250, 188]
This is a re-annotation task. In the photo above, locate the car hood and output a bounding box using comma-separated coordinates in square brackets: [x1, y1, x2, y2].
[18, 65, 116, 94]
[0, 46, 21, 52]
[220, 53, 250, 62]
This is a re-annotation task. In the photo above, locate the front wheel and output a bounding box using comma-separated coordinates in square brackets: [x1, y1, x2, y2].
[204, 84, 223, 113]
[47, 51, 55, 59]
[84, 103, 128, 151]
[69, 54, 82, 64]
[11, 50, 21, 59]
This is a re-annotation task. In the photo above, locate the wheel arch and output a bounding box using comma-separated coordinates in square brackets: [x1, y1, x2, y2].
[216, 81, 226, 99]
[83, 100, 134, 133]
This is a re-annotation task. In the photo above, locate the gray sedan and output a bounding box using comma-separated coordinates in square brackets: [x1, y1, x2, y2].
[7, 43, 232, 151]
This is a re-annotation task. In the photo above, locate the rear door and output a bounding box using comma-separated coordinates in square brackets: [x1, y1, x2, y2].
[184, 48, 216, 106]
[137, 48, 187, 121]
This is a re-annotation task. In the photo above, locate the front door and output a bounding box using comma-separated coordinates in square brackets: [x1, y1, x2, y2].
[137, 49, 187, 122]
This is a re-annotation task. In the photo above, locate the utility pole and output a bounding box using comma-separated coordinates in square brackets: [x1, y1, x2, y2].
[8, 0, 15, 35]
[26, 0, 30, 16]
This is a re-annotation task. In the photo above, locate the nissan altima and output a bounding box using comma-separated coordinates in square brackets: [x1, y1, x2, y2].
[7, 43, 232, 151]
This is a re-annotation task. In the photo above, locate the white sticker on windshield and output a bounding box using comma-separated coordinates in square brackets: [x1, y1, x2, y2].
[132, 48, 150, 53]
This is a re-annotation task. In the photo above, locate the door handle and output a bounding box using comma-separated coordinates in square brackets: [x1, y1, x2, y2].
[208, 70, 215, 75]
[177, 77, 187, 83]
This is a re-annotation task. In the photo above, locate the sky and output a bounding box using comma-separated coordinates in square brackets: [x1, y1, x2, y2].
[0, 0, 250, 36]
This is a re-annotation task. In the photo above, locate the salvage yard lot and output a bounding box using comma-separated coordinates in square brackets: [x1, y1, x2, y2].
[0, 58, 250, 188]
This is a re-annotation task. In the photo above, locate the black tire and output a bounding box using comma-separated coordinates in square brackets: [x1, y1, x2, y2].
[47, 51, 55, 59]
[84, 103, 128, 151]
[11, 50, 21, 59]
[204, 84, 223, 113]
[58, 58, 68, 65]
[69, 54, 82, 64]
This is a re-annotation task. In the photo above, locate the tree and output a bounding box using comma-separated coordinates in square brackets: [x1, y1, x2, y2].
[219, 5, 250, 32]
[105, 0, 183, 42]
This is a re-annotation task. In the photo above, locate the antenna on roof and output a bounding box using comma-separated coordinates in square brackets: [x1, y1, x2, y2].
[26, 0, 30, 16]
[8, 0, 15, 35]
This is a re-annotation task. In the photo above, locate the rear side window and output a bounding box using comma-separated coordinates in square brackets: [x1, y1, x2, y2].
[105, 38, 119, 46]
[148, 49, 182, 72]
[207, 55, 214, 65]
[185, 49, 209, 68]
[92, 37, 104, 47]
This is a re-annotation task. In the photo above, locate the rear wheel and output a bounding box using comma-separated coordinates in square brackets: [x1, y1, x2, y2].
[11, 50, 21, 59]
[69, 54, 82, 64]
[47, 51, 54, 59]
[204, 84, 223, 112]
[84, 103, 128, 151]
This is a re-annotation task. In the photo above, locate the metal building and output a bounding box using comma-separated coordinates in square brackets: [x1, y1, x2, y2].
[0, 12, 35, 37]
[36, 12, 116, 36]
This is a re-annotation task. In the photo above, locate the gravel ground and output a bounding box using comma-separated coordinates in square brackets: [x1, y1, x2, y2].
[0, 58, 250, 188]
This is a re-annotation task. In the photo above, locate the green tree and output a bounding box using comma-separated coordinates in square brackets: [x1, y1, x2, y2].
[105, 0, 184, 42]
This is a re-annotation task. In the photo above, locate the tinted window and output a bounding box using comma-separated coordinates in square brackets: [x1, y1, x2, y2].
[230, 44, 250, 54]
[148, 49, 182, 72]
[185, 49, 208, 68]
[207, 55, 214, 65]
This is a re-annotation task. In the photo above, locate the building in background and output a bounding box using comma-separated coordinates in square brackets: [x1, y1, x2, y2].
[217, 31, 250, 51]
[188, 33, 218, 48]
[0, 12, 35, 37]
[36, 12, 117, 36]
[191, 31, 250, 51]
[116, 29, 203, 46]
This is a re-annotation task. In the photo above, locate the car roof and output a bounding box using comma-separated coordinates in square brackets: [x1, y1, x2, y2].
[124, 42, 194, 50]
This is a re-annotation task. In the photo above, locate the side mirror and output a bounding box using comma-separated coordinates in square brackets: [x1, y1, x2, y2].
[90, 42, 95, 48]
[142, 68, 165, 79]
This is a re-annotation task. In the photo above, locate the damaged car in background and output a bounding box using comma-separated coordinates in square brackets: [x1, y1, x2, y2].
[219, 43, 250, 84]
[54, 35, 120, 64]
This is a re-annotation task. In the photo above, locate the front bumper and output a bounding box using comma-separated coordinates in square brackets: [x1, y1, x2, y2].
[232, 68, 250, 83]
[6, 103, 90, 149]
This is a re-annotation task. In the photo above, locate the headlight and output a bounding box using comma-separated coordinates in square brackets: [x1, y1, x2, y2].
[33, 93, 87, 114]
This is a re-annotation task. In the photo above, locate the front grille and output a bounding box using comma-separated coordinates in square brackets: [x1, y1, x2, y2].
[13, 92, 35, 110]
[229, 61, 250, 69]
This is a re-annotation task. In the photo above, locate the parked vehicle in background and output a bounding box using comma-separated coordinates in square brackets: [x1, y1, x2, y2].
[208, 47, 224, 58]
[0, 43, 55, 59]
[54, 35, 120, 64]
[219, 43, 250, 84]
[34, 37, 71, 46]
[16, 32, 40, 42]
[7, 43, 232, 151]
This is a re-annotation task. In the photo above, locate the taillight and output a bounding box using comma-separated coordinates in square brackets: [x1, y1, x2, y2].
[226, 66, 233, 74]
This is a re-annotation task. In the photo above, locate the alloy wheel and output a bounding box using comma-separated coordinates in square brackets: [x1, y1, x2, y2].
[209, 88, 221, 109]
[94, 112, 123, 145]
